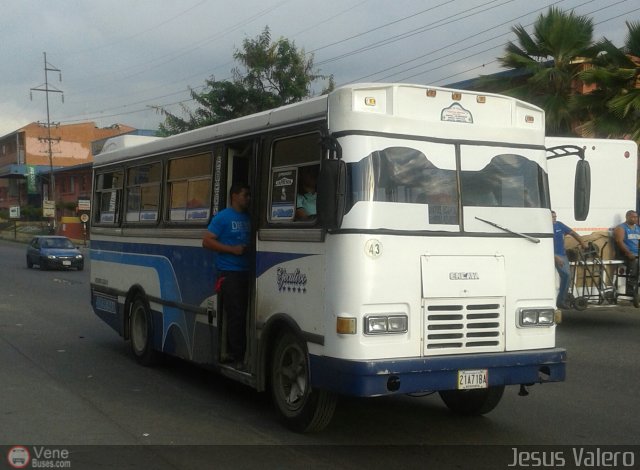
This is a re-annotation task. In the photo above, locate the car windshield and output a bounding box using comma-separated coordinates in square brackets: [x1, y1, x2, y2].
[42, 238, 75, 249]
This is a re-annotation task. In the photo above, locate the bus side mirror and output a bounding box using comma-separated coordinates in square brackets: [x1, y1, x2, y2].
[317, 159, 346, 230]
[574, 159, 591, 221]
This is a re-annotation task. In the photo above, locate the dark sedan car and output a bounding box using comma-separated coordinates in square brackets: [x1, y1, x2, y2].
[26, 235, 84, 271]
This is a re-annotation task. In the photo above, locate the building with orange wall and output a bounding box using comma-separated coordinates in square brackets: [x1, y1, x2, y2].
[0, 122, 135, 212]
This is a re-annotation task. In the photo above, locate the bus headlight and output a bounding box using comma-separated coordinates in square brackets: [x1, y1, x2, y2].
[364, 314, 408, 335]
[519, 308, 555, 327]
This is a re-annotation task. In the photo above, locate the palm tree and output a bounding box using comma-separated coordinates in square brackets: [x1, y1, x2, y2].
[573, 21, 640, 142]
[484, 7, 595, 135]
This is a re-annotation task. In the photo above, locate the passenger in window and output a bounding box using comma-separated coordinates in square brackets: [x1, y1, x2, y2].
[296, 166, 318, 220]
[202, 183, 251, 370]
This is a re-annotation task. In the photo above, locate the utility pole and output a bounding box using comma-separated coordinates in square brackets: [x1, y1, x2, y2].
[30, 52, 63, 231]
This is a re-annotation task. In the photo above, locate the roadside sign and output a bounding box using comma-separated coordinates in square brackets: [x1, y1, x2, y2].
[78, 199, 91, 211]
[43, 200, 55, 218]
[9, 206, 20, 219]
[80, 213, 89, 223]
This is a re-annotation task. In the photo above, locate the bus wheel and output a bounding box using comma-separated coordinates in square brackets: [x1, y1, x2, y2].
[129, 296, 160, 366]
[270, 331, 337, 433]
[439, 385, 505, 415]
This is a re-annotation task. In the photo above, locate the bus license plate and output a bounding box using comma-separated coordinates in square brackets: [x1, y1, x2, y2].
[457, 369, 488, 390]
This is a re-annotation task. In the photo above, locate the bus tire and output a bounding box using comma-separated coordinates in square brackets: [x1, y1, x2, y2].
[270, 331, 337, 433]
[439, 385, 505, 415]
[129, 296, 160, 366]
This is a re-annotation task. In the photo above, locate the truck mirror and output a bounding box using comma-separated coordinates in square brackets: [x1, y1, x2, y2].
[317, 159, 346, 230]
[574, 159, 591, 221]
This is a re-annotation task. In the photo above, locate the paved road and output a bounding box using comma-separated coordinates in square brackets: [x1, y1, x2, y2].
[0, 239, 638, 469]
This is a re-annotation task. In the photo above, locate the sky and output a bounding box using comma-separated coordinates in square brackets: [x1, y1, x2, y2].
[1, 0, 637, 137]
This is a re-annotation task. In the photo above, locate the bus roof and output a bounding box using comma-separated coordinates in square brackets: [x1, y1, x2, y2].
[94, 83, 544, 168]
[94, 94, 329, 167]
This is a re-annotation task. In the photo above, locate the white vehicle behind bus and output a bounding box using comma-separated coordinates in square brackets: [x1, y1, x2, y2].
[90, 83, 590, 432]
[547, 137, 638, 235]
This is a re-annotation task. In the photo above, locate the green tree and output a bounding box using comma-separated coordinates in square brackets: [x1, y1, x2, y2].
[481, 7, 595, 135]
[157, 27, 333, 136]
[573, 21, 640, 142]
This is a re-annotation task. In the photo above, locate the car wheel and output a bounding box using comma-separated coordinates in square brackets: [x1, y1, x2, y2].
[270, 331, 337, 432]
[77, 262, 84, 271]
[26, 256, 33, 269]
[39, 257, 48, 270]
[129, 296, 160, 366]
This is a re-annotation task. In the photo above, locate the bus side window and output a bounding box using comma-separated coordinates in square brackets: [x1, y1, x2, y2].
[167, 152, 212, 223]
[94, 170, 123, 225]
[269, 132, 323, 224]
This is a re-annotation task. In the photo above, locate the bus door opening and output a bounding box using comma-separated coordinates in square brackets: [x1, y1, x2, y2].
[217, 140, 254, 368]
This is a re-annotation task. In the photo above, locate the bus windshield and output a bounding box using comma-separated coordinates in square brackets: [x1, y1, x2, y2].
[346, 144, 549, 226]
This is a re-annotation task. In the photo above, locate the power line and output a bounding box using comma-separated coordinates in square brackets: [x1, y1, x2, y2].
[418, 1, 637, 86]
[345, 0, 572, 83]
[315, 0, 515, 66]
[29, 52, 64, 229]
[349, 0, 624, 85]
[56, 0, 634, 126]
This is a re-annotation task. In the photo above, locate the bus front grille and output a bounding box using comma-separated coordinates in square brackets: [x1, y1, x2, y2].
[423, 299, 504, 355]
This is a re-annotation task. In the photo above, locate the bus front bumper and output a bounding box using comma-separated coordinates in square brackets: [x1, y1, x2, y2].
[309, 348, 566, 397]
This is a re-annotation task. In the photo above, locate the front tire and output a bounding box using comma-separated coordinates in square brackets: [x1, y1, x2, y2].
[27, 256, 33, 269]
[270, 331, 337, 432]
[129, 296, 160, 366]
[439, 385, 505, 415]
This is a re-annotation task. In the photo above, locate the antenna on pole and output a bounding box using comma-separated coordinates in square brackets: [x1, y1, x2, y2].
[30, 52, 64, 231]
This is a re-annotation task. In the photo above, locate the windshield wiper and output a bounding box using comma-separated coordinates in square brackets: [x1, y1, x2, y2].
[475, 217, 540, 244]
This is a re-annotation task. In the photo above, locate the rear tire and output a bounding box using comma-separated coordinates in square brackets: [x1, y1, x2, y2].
[129, 296, 160, 366]
[270, 331, 337, 432]
[439, 385, 505, 415]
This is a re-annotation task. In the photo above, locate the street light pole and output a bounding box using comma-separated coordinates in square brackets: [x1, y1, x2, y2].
[30, 52, 63, 231]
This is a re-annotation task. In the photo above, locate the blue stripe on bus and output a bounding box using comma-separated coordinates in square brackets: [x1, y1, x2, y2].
[309, 348, 567, 396]
[91, 240, 216, 303]
[91, 248, 194, 354]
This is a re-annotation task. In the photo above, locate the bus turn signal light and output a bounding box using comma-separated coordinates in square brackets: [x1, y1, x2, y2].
[337, 317, 357, 334]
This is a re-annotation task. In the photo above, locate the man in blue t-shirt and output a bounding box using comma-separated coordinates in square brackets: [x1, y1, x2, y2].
[552, 211, 586, 309]
[203, 183, 251, 369]
[614, 210, 640, 294]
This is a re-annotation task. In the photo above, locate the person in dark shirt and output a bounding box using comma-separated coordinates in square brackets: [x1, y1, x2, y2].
[552, 211, 585, 309]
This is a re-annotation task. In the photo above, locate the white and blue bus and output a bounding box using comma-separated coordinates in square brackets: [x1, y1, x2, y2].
[90, 83, 589, 432]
